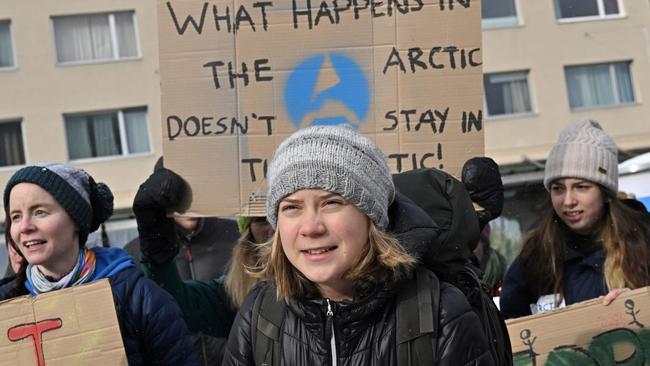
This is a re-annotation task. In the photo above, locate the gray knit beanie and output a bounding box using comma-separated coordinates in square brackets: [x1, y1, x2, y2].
[4, 163, 114, 246]
[544, 119, 618, 193]
[266, 125, 394, 230]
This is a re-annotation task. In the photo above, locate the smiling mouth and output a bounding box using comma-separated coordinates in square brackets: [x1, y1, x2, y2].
[23, 240, 46, 248]
[301, 246, 338, 255]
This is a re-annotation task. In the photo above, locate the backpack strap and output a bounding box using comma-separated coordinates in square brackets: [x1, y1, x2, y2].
[251, 284, 285, 366]
[396, 267, 441, 366]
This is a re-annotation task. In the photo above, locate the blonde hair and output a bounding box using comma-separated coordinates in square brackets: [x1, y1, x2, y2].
[223, 228, 266, 307]
[251, 221, 416, 302]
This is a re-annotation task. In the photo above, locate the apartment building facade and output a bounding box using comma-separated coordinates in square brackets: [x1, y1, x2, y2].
[0, 1, 161, 258]
[482, 0, 650, 259]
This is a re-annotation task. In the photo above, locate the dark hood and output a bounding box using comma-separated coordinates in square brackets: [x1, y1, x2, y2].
[392, 168, 480, 282]
[386, 191, 441, 261]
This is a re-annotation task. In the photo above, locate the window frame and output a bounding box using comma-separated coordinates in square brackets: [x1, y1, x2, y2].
[482, 0, 521, 30]
[63, 107, 152, 163]
[51, 10, 142, 66]
[483, 70, 535, 119]
[554, 0, 625, 23]
[564, 61, 635, 111]
[0, 19, 17, 70]
[0, 118, 27, 169]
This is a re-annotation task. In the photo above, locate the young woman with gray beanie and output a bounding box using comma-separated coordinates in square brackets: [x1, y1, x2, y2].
[222, 125, 493, 365]
[1, 162, 198, 365]
[500, 119, 650, 319]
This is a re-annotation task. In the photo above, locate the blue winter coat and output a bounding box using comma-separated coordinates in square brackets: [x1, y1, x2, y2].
[500, 243, 607, 319]
[0, 247, 198, 366]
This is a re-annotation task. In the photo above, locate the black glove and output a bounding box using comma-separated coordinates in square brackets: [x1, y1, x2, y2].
[461, 157, 504, 230]
[133, 168, 187, 265]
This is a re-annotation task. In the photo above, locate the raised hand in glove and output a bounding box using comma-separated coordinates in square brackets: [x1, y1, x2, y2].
[461, 157, 504, 230]
[133, 168, 187, 265]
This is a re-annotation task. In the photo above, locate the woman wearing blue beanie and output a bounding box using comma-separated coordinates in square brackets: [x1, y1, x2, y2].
[2, 162, 197, 365]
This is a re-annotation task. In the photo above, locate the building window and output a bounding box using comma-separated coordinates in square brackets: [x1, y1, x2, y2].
[0, 20, 15, 68]
[565, 62, 634, 109]
[482, 0, 518, 29]
[484, 71, 532, 117]
[65, 107, 150, 160]
[554, 0, 621, 20]
[53, 11, 139, 64]
[0, 120, 25, 167]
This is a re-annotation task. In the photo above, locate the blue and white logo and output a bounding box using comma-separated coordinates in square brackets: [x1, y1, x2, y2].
[284, 53, 370, 128]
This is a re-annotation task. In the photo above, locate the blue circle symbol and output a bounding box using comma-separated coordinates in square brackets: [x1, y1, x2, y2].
[284, 53, 370, 128]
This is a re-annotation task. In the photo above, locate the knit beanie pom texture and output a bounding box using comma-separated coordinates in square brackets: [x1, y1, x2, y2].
[266, 125, 395, 230]
[4, 163, 114, 245]
[544, 119, 618, 193]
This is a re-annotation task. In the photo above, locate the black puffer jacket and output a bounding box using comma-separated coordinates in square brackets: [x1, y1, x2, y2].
[222, 194, 494, 366]
[500, 233, 607, 319]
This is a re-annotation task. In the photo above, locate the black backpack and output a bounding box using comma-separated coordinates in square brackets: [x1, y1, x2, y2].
[392, 168, 512, 366]
[251, 267, 441, 366]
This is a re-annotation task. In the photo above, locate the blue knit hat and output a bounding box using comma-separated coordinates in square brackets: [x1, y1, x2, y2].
[4, 163, 114, 246]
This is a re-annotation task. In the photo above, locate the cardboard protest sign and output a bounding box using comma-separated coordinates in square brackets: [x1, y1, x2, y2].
[506, 286, 650, 365]
[0, 279, 127, 366]
[158, 0, 484, 216]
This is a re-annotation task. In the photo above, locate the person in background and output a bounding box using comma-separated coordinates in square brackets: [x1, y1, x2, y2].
[222, 125, 493, 365]
[500, 119, 650, 319]
[224, 216, 274, 306]
[132, 164, 275, 365]
[0, 242, 24, 291]
[473, 224, 506, 296]
[124, 157, 240, 366]
[124, 157, 240, 280]
[1, 162, 197, 365]
[125, 214, 239, 280]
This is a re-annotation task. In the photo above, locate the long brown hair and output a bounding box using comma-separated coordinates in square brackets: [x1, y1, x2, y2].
[252, 221, 416, 302]
[4, 216, 28, 299]
[223, 228, 266, 307]
[519, 188, 650, 302]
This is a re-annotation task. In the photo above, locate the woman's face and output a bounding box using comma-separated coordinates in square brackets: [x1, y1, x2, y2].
[550, 178, 606, 235]
[249, 217, 274, 244]
[6, 242, 24, 274]
[278, 189, 369, 301]
[8, 183, 80, 278]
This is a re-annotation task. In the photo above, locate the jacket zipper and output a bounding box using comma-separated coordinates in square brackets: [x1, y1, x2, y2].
[325, 299, 337, 366]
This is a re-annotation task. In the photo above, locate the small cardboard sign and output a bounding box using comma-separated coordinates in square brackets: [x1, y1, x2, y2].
[0, 279, 127, 366]
[158, 0, 484, 216]
[506, 286, 650, 365]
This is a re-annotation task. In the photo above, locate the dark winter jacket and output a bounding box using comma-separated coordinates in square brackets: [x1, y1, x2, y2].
[125, 217, 240, 280]
[222, 193, 494, 366]
[500, 233, 607, 319]
[127, 217, 239, 366]
[0, 275, 14, 295]
[0, 247, 198, 366]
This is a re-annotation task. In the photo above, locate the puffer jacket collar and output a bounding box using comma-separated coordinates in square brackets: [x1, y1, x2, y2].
[287, 278, 400, 340]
